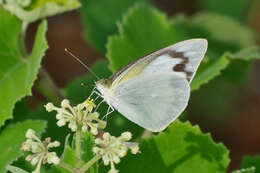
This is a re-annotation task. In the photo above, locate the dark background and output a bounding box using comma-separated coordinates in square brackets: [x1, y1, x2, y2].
[25, 0, 260, 171]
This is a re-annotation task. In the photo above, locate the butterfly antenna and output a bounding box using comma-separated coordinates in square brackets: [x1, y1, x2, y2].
[65, 48, 100, 80]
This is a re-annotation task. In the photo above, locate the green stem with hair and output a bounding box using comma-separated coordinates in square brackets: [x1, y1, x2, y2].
[80, 154, 102, 173]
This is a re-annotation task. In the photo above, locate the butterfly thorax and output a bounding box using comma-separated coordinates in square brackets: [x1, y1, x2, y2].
[95, 79, 114, 104]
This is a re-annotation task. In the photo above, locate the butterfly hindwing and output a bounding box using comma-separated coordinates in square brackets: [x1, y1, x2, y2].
[110, 73, 190, 132]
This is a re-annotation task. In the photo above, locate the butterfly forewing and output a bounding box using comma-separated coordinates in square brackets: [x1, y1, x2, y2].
[110, 39, 207, 88]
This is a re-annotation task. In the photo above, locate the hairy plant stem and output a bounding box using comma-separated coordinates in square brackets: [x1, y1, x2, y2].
[80, 154, 102, 172]
[59, 161, 77, 173]
[76, 128, 82, 170]
[19, 24, 28, 57]
[36, 69, 64, 105]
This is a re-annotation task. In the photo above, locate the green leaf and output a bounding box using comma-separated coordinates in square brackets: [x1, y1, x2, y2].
[0, 0, 80, 25]
[191, 54, 230, 91]
[6, 165, 28, 173]
[173, 12, 256, 54]
[0, 120, 46, 172]
[242, 156, 260, 173]
[50, 132, 98, 173]
[81, 132, 98, 173]
[49, 135, 76, 173]
[232, 167, 256, 173]
[101, 120, 230, 173]
[107, 3, 183, 72]
[0, 9, 48, 126]
[80, 0, 149, 53]
[198, 0, 254, 21]
[230, 46, 260, 61]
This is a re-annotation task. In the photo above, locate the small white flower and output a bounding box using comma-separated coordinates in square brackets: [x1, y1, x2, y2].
[45, 103, 54, 112]
[46, 152, 60, 165]
[21, 129, 60, 173]
[25, 129, 35, 138]
[61, 99, 70, 108]
[130, 145, 139, 154]
[57, 119, 66, 127]
[47, 141, 60, 148]
[45, 98, 106, 134]
[93, 132, 139, 173]
[120, 132, 132, 140]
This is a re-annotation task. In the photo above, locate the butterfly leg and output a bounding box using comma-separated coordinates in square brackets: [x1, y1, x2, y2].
[102, 105, 114, 120]
[94, 99, 105, 112]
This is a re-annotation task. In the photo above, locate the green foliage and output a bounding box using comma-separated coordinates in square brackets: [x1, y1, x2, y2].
[198, 0, 254, 21]
[101, 120, 230, 173]
[0, 9, 48, 126]
[242, 156, 260, 173]
[191, 54, 229, 91]
[107, 3, 182, 72]
[230, 47, 260, 61]
[80, 0, 149, 52]
[6, 165, 28, 173]
[0, 120, 46, 172]
[50, 138, 77, 173]
[50, 133, 97, 173]
[0, 0, 80, 27]
[172, 12, 256, 53]
[81, 132, 98, 173]
[232, 167, 256, 173]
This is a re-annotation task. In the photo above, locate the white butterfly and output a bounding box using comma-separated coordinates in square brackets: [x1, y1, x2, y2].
[93, 39, 208, 132]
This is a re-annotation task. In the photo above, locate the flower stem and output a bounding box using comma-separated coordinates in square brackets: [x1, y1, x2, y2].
[59, 161, 77, 173]
[76, 128, 82, 169]
[80, 154, 102, 172]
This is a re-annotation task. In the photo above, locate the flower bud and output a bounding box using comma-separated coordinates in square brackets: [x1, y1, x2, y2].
[61, 99, 70, 108]
[121, 132, 132, 140]
[57, 119, 66, 127]
[26, 129, 35, 138]
[45, 103, 54, 112]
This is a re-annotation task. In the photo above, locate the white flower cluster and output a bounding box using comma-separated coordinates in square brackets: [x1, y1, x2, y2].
[21, 129, 60, 173]
[93, 132, 139, 173]
[45, 98, 106, 135]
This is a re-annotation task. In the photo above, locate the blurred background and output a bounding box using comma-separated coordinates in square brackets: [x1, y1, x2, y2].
[23, 0, 260, 172]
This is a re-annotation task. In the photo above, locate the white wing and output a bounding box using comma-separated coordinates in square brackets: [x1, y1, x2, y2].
[109, 73, 190, 132]
[141, 39, 208, 82]
[110, 39, 208, 87]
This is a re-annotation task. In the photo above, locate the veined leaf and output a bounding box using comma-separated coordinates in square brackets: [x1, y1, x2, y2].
[80, 0, 149, 52]
[191, 54, 230, 91]
[230, 46, 260, 61]
[50, 132, 98, 173]
[242, 156, 260, 173]
[198, 0, 254, 21]
[232, 167, 256, 173]
[6, 165, 28, 173]
[107, 3, 183, 72]
[0, 9, 48, 126]
[0, 0, 80, 26]
[101, 120, 230, 173]
[0, 120, 46, 172]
